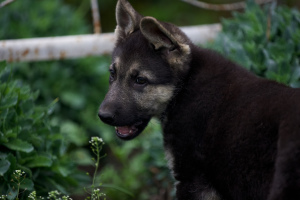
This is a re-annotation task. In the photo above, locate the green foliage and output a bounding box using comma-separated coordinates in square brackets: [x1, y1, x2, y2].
[209, 1, 300, 88]
[99, 121, 174, 200]
[0, 0, 89, 39]
[1, 1, 96, 198]
[0, 0, 106, 171]
[1, 1, 173, 199]
[0, 62, 88, 199]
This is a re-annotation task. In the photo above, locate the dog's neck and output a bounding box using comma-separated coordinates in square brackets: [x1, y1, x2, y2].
[160, 44, 255, 125]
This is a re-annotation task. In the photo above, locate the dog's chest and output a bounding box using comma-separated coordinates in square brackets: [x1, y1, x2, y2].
[162, 117, 206, 180]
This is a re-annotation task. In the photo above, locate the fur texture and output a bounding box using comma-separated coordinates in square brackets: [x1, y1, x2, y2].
[98, 0, 300, 199]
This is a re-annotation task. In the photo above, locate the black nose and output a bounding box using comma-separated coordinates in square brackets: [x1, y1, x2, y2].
[98, 110, 115, 124]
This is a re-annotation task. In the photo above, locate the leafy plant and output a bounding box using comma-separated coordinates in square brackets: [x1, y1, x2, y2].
[84, 137, 107, 200]
[0, 0, 89, 39]
[99, 120, 174, 200]
[1, 0, 174, 199]
[0, 61, 89, 199]
[209, 0, 300, 87]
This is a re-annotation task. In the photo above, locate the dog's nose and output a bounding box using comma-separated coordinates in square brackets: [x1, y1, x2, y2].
[98, 110, 115, 124]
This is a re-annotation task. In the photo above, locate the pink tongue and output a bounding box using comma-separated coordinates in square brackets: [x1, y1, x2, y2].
[117, 126, 133, 135]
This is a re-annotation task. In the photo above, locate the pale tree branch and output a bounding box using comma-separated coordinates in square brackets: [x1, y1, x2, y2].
[0, 24, 221, 62]
[182, 0, 276, 11]
[90, 0, 101, 34]
[0, 0, 15, 8]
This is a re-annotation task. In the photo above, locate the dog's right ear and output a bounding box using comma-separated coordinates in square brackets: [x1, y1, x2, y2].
[115, 0, 142, 39]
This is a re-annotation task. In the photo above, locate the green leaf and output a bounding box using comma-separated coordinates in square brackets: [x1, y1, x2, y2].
[53, 164, 72, 177]
[6, 185, 18, 200]
[32, 107, 46, 123]
[101, 184, 134, 197]
[0, 159, 10, 176]
[0, 133, 8, 143]
[18, 119, 34, 131]
[70, 148, 93, 165]
[6, 153, 16, 172]
[0, 61, 6, 72]
[1, 154, 16, 181]
[61, 121, 88, 146]
[60, 91, 86, 109]
[0, 95, 18, 109]
[0, 152, 7, 159]
[20, 178, 34, 190]
[25, 155, 52, 168]
[4, 138, 34, 153]
[0, 108, 8, 120]
[3, 129, 17, 140]
[20, 99, 34, 115]
[47, 178, 68, 194]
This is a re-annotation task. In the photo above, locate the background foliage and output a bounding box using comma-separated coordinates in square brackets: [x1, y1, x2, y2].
[210, 1, 300, 87]
[1, 0, 300, 199]
[0, 61, 89, 199]
[1, 0, 173, 199]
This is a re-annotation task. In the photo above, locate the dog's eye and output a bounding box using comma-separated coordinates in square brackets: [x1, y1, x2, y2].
[109, 69, 115, 75]
[135, 77, 147, 85]
[109, 69, 116, 82]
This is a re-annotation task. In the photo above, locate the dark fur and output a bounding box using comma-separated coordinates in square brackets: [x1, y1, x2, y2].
[164, 46, 300, 200]
[99, 1, 300, 199]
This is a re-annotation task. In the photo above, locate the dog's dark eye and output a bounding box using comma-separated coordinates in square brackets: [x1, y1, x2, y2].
[135, 77, 147, 85]
[109, 69, 116, 82]
[109, 69, 115, 75]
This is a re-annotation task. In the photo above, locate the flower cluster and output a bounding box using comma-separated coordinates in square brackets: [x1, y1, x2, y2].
[89, 137, 105, 159]
[28, 191, 37, 200]
[61, 195, 72, 200]
[28, 191, 45, 200]
[12, 169, 26, 181]
[89, 137, 104, 147]
[47, 190, 72, 200]
[91, 188, 106, 200]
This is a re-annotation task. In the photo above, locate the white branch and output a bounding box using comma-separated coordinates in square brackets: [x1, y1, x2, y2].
[90, 0, 101, 34]
[0, 0, 15, 8]
[0, 24, 221, 62]
[182, 0, 275, 11]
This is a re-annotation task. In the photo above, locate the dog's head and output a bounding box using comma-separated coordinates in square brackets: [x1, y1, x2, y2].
[98, 0, 192, 140]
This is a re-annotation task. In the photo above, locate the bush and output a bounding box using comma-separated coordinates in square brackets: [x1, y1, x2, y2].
[0, 0, 88, 39]
[0, 1, 173, 199]
[0, 61, 89, 199]
[209, 1, 300, 87]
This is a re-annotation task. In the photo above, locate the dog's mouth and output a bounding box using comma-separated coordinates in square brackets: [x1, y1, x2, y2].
[115, 121, 148, 140]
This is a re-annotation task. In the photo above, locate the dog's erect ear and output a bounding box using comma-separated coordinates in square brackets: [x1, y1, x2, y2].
[140, 17, 178, 51]
[116, 0, 142, 38]
[140, 16, 191, 75]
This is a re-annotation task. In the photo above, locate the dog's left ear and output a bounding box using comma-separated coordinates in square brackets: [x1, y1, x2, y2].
[140, 17, 179, 51]
[140, 17, 191, 73]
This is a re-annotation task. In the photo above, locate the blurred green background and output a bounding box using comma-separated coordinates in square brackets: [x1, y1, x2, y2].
[0, 0, 300, 200]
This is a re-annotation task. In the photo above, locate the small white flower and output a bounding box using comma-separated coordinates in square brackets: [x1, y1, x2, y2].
[62, 195, 72, 200]
[28, 191, 36, 200]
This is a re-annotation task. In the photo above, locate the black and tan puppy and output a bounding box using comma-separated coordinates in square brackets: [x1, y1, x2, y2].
[98, 0, 300, 199]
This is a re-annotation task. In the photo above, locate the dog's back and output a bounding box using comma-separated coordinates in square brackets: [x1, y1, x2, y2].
[99, 1, 300, 199]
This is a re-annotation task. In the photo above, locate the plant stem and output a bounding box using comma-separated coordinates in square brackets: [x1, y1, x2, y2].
[91, 146, 101, 197]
